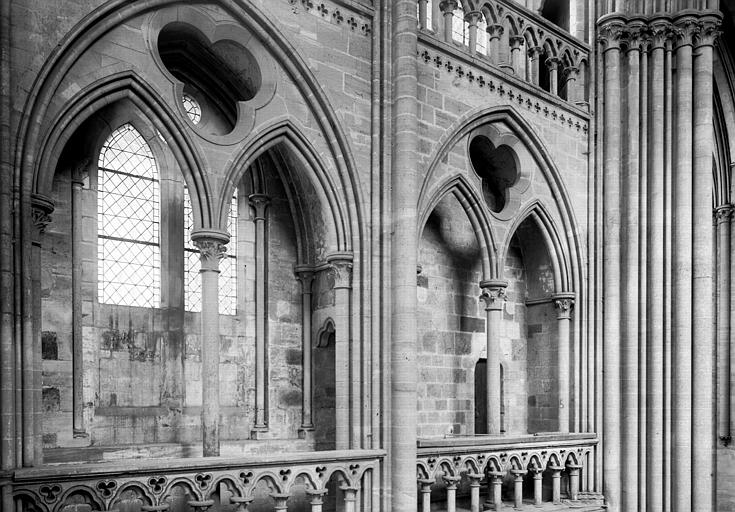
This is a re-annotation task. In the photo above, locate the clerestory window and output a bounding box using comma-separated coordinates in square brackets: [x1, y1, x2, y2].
[97, 124, 161, 307]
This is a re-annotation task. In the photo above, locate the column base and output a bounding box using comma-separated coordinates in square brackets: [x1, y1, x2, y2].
[250, 426, 270, 440]
[298, 426, 315, 440]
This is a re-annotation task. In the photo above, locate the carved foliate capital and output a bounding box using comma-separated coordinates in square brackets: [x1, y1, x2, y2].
[294, 266, 316, 293]
[714, 204, 734, 224]
[479, 280, 508, 311]
[509, 35, 525, 49]
[326, 252, 353, 290]
[673, 14, 700, 48]
[597, 19, 626, 52]
[31, 193, 54, 238]
[624, 23, 648, 53]
[528, 46, 544, 59]
[649, 19, 674, 50]
[248, 194, 270, 220]
[194, 240, 227, 270]
[486, 23, 504, 39]
[553, 293, 575, 320]
[439, 0, 458, 15]
[545, 57, 561, 70]
[695, 14, 722, 48]
[72, 157, 91, 185]
[464, 10, 482, 26]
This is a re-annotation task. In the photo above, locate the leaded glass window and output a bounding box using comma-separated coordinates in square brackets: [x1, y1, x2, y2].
[183, 94, 201, 125]
[477, 18, 488, 55]
[97, 124, 161, 307]
[452, 8, 469, 45]
[184, 188, 237, 314]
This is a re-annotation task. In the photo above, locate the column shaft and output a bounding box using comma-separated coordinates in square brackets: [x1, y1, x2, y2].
[71, 179, 84, 434]
[622, 34, 641, 512]
[194, 237, 227, 457]
[716, 207, 732, 443]
[646, 26, 667, 512]
[555, 295, 574, 433]
[296, 269, 315, 435]
[391, 0, 419, 509]
[599, 18, 624, 512]
[671, 22, 694, 510]
[481, 281, 506, 434]
[691, 18, 719, 511]
[251, 195, 269, 434]
[329, 257, 352, 450]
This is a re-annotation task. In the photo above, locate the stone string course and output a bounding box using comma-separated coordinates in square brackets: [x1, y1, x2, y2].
[286, 0, 372, 36]
[418, 46, 589, 134]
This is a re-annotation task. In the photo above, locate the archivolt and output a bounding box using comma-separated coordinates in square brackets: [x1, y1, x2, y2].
[15, 0, 364, 249]
[417, 105, 584, 296]
[417, 173, 496, 279]
[32, 70, 211, 229]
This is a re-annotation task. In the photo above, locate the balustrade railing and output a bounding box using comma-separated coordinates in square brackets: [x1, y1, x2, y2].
[9, 449, 384, 512]
[417, 0, 590, 108]
[416, 433, 600, 511]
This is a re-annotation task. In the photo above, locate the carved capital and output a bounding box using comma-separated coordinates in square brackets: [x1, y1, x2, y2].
[509, 35, 525, 49]
[72, 157, 91, 185]
[248, 194, 270, 220]
[563, 66, 580, 81]
[673, 14, 700, 48]
[464, 10, 482, 26]
[194, 240, 227, 270]
[624, 23, 648, 53]
[326, 252, 353, 290]
[439, 0, 458, 15]
[528, 46, 544, 59]
[649, 19, 674, 50]
[294, 265, 316, 293]
[597, 18, 626, 52]
[553, 293, 575, 320]
[486, 23, 504, 39]
[479, 280, 508, 311]
[714, 204, 734, 224]
[31, 193, 54, 238]
[545, 57, 561, 70]
[695, 14, 722, 48]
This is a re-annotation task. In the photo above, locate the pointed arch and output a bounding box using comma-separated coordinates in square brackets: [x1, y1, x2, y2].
[29, 70, 212, 231]
[498, 200, 572, 293]
[219, 118, 349, 261]
[417, 105, 583, 299]
[417, 174, 497, 279]
[15, 0, 365, 252]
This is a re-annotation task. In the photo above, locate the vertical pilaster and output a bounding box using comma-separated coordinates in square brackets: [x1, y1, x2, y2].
[715, 205, 732, 445]
[328, 254, 353, 449]
[480, 280, 507, 435]
[691, 14, 720, 512]
[554, 293, 575, 433]
[598, 15, 625, 512]
[191, 232, 228, 457]
[391, 0, 419, 508]
[295, 267, 315, 438]
[249, 194, 270, 437]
